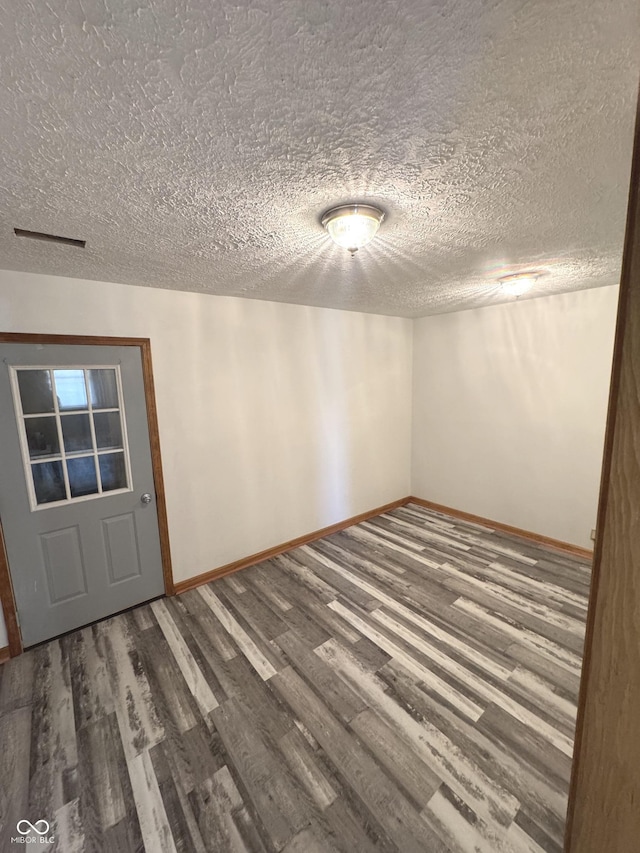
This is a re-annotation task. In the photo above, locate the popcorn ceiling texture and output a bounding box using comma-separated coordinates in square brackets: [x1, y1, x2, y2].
[0, 0, 637, 318]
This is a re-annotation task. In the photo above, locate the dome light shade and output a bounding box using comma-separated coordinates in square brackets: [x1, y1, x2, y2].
[321, 203, 385, 253]
[499, 271, 541, 296]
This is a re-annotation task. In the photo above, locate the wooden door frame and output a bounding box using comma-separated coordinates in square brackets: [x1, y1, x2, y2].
[564, 91, 640, 850]
[0, 333, 175, 658]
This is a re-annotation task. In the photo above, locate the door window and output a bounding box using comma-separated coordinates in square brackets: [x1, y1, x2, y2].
[11, 366, 132, 509]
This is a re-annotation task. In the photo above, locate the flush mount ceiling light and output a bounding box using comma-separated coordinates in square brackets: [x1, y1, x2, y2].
[498, 271, 541, 296]
[321, 203, 385, 254]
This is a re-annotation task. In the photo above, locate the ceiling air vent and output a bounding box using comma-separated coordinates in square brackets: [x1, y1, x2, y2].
[14, 228, 86, 248]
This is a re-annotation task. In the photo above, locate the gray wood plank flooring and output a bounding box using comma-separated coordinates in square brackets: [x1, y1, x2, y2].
[0, 503, 590, 852]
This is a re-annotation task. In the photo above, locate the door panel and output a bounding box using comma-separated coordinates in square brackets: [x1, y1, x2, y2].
[103, 513, 142, 584]
[0, 343, 165, 646]
[41, 526, 88, 602]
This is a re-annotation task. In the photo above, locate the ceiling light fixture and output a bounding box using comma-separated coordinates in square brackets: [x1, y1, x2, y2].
[321, 203, 385, 254]
[498, 271, 541, 296]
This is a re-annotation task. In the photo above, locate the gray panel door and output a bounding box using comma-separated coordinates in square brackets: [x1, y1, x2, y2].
[0, 343, 165, 646]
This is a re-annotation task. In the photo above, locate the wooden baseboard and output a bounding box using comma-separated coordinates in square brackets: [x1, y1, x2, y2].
[173, 493, 592, 597]
[173, 497, 411, 594]
[408, 496, 594, 560]
[0, 646, 10, 665]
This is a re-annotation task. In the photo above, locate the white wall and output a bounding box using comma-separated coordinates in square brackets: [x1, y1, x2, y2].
[0, 270, 413, 647]
[412, 286, 619, 549]
[0, 269, 620, 651]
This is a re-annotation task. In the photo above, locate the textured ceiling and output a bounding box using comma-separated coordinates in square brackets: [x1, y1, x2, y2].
[0, 0, 638, 318]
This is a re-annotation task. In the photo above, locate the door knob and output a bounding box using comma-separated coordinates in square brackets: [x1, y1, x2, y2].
[141, 493, 152, 504]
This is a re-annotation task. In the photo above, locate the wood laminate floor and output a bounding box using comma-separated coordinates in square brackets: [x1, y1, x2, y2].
[0, 504, 591, 852]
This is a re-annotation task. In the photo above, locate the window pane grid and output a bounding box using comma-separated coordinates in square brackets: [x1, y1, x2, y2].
[22, 412, 57, 419]
[11, 365, 132, 509]
[83, 368, 103, 497]
[49, 368, 73, 502]
[22, 407, 120, 419]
